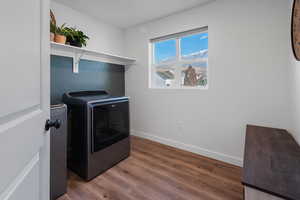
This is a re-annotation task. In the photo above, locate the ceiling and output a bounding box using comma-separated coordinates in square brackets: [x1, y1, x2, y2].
[53, 0, 213, 28]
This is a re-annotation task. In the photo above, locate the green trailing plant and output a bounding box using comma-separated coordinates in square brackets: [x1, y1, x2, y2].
[65, 27, 89, 47]
[55, 23, 68, 36]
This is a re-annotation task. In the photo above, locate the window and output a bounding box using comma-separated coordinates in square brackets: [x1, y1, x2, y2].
[150, 27, 208, 89]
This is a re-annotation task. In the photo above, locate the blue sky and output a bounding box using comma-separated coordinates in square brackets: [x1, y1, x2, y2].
[154, 32, 208, 64]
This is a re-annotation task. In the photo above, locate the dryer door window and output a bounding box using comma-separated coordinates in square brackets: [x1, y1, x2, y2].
[91, 101, 129, 152]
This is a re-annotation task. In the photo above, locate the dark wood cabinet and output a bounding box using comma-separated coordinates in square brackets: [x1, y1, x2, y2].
[242, 125, 300, 200]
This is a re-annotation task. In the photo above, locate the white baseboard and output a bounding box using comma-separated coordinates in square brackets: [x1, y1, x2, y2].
[131, 130, 243, 167]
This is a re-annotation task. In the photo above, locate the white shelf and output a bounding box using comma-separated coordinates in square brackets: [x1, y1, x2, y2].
[50, 42, 136, 73]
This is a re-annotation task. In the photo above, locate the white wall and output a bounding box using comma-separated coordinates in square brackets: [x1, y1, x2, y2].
[51, 1, 124, 55]
[289, 0, 300, 144]
[124, 0, 291, 166]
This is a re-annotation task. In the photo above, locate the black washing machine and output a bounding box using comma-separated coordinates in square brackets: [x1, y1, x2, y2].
[50, 104, 67, 200]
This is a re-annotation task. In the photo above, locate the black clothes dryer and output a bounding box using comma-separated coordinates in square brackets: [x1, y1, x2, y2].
[63, 90, 130, 181]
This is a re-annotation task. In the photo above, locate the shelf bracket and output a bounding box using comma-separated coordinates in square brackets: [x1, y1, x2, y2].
[72, 50, 85, 73]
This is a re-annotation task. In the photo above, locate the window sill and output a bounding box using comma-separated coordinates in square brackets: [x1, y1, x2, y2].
[148, 86, 209, 90]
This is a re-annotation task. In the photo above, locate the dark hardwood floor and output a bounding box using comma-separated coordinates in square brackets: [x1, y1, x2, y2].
[58, 136, 243, 200]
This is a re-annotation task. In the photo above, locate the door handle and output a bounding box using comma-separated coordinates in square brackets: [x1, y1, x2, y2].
[45, 119, 61, 131]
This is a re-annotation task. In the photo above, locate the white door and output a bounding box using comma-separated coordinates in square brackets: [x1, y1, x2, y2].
[0, 0, 50, 199]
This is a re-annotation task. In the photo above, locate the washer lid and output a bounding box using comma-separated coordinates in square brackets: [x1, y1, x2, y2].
[63, 90, 128, 105]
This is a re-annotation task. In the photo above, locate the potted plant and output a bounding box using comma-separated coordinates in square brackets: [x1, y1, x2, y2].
[65, 27, 89, 47]
[54, 23, 68, 44]
[50, 22, 56, 42]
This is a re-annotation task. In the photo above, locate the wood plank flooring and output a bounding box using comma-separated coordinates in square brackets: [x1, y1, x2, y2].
[58, 136, 243, 200]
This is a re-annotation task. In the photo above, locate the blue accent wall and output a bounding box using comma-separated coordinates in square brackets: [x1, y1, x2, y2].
[51, 55, 125, 105]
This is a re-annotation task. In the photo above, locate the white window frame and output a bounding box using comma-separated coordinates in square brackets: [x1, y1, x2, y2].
[149, 26, 208, 89]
